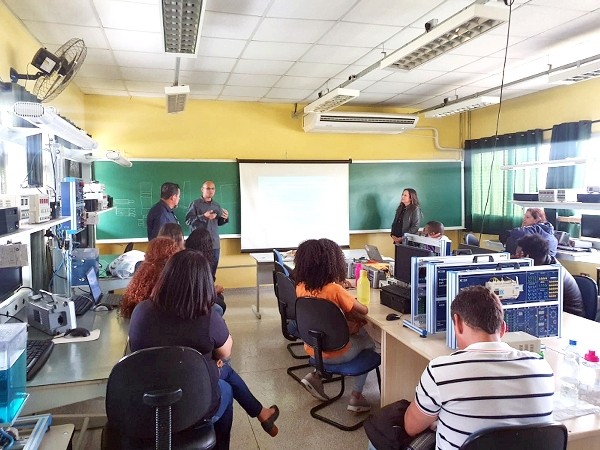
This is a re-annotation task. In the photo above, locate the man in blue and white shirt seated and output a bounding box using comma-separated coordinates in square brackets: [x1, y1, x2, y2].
[403, 285, 555, 450]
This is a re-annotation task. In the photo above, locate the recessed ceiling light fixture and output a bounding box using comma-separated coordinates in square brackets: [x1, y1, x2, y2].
[380, 2, 509, 72]
[548, 59, 600, 84]
[161, 0, 206, 56]
[304, 88, 360, 114]
[424, 96, 500, 118]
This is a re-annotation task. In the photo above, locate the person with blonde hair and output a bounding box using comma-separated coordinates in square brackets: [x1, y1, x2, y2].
[157, 222, 185, 249]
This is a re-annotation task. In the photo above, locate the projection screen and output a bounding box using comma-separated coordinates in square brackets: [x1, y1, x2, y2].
[239, 161, 350, 251]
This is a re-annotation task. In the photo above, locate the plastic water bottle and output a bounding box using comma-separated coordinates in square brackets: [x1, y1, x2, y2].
[559, 339, 580, 405]
[579, 350, 600, 406]
[354, 263, 362, 280]
[357, 269, 371, 306]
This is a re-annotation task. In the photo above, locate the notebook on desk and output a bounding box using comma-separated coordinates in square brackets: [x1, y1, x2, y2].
[365, 244, 393, 262]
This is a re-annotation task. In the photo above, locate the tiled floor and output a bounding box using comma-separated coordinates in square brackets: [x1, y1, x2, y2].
[47, 286, 381, 449]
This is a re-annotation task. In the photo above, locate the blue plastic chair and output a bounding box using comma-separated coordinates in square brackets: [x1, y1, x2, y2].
[295, 296, 381, 431]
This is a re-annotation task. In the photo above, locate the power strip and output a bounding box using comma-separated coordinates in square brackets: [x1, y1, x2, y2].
[0, 290, 29, 324]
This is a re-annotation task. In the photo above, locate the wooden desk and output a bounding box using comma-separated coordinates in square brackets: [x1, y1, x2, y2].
[366, 292, 600, 450]
[24, 309, 129, 415]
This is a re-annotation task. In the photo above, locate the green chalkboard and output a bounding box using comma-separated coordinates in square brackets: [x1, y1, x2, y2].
[94, 161, 239, 240]
[349, 161, 463, 230]
[94, 159, 463, 240]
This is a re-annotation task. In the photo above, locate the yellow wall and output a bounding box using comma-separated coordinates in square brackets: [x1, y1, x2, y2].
[0, 2, 86, 125]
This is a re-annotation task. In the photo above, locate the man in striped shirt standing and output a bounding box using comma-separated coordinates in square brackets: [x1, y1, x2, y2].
[403, 285, 555, 450]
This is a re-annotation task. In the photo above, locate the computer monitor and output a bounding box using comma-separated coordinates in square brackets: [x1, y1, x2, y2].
[581, 214, 600, 239]
[0, 267, 22, 302]
[458, 243, 498, 254]
[394, 244, 434, 284]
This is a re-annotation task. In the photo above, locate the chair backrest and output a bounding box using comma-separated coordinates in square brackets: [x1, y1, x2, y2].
[460, 422, 568, 450]
[465, 233, 480, 246]
[273, 249, 284, 265]
[105, 346, 214, 439]
[574, 274, 598, 321]
[274, 260, 288, 277]
[276, 272, 297, 320]
[295, 296, 350, 368]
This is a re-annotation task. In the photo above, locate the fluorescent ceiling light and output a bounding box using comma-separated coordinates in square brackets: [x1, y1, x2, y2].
[380, 2, 509, 72]
[12, 101, 98, 149]
[161, 0, 206, 56]
[548, 59, 600, 84]
[106, 150, 132, 168]
[303, 88, 360, 114]
[165, 85, 190, 114]
[424, 96, 500, 118]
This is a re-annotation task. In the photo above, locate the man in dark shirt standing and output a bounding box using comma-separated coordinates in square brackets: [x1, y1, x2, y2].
[146, 182, 180, 241]
[185, 181, 229, 277]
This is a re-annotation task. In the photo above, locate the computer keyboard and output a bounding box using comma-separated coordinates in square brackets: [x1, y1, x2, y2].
[26, 339, 54, 381]
[72, 295, 94, 316]
[102, 293, 123, 307]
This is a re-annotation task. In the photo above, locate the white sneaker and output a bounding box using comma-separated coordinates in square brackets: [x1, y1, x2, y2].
[347, 394, 371, 413]
[301, 371, 330, 401]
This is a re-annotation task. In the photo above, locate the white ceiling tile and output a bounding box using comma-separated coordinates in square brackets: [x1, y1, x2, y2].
[275, 76, 327, 90]
[206, 0, 270, 15]
[125, 80, 171, 92]
[362, 80, 418, 94]
[404, 83, 459, 96]
[320, 22, 399, 48]
[191, 57, 237, 72]
[77, 64, 122, 79]
[77, 87, 130, 96]
[179, 72, 230, 85]
[233, 59, 295, 75]
[113, 51, 176, 70]
[493, 5, 588, 38]
[187, 84, 224, 96]
[352, 93, 395, 104]
[267, 0, 352, 20]
[222, 85, 270, 97]
[104, 29, 163, 52]
[286, 62, 346, 79]
[344, 0, 445, 27]
[218, 95, 262, 102]
[4, 0, 100, 26]
[354, 48, 388, 67]
[227, 73, 282, 88]
[253, 18, 334, 44]
[121, 67, 173, 82]
[300, 45, 371, 65]
[422, 54, 480, 72]
[242, 42, 312, 61]
[265, 88, 314, 100]
[384, 27, 425, 52]
[76, 76, 125, 90]
[82, 48, 115, 65]
[95, 0, 161, 32]
[528, 0, 600, 12]
[202, 11, 262, 40]
[385, 68, 445, 84]
[22, 21, 108, 48]
[453, 57, 512, 75]
[197, 38, 247, 59]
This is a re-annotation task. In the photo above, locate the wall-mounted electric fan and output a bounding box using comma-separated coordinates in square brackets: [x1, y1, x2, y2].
[10, 38, 87, 102]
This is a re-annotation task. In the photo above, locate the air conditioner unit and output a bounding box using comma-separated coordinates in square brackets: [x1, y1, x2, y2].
[303, 112, 419, 134]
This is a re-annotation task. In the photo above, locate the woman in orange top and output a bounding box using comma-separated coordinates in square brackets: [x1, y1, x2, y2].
[294, 238, 375, 413]
[120, 236, 181, 319]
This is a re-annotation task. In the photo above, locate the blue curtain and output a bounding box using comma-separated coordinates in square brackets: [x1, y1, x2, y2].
[465, 129, 543, 234]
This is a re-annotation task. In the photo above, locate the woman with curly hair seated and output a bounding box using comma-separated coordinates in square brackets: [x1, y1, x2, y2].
[294, 238, 376, 413]
[120, 236, 181, 319]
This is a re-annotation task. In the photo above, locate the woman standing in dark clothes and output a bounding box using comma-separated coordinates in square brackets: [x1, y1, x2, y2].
[391, 188, 423, 244]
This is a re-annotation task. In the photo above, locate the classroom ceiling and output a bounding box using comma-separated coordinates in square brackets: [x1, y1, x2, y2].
[3, 0, 600, 112]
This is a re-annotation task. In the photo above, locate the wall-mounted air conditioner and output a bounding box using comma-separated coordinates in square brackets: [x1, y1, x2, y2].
[303, 111, 418, 134]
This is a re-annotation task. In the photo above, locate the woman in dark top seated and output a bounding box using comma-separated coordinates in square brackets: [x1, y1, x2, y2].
[129, 250, 279, 450]
[501, 208, 558, 257]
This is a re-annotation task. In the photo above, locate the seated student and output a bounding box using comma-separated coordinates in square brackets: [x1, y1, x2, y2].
[516, 233, 585, 317]
[129, 250, 280, 448]
[157, 222, 185, 250]
[500, 208, 558, 257]
[368, 286, 554, 450]
[419, 220, 449, 252]
[185, 228, 227, 315]
[294, 238, 376, 412]
[120, 236, 181, 319]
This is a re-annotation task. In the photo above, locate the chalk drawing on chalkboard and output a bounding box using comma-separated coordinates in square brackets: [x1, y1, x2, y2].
[114, 198, 136, 217]
[140, 182, 153, 220]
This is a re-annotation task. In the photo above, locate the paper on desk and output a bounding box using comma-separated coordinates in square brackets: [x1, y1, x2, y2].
[52, 329, 101, 344]
[553, 398, 600, 421]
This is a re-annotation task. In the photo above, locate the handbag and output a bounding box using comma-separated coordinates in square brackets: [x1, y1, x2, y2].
[364, 399, 436, 450]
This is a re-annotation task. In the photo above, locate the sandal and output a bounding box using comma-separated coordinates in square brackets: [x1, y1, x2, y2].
[260, 404, 279, 437]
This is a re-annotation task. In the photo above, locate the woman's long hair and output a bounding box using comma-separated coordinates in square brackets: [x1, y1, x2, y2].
[158, 223, 185, 249]
[151, 249, 215, 319]
[120, 237, 181, 319]
[294, 238, 346, 292]
[185, 228, 214, 262]
[396, 188, 420, 214]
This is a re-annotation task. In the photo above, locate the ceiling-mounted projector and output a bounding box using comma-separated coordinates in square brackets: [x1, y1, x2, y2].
[165, 85, 189, 114]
